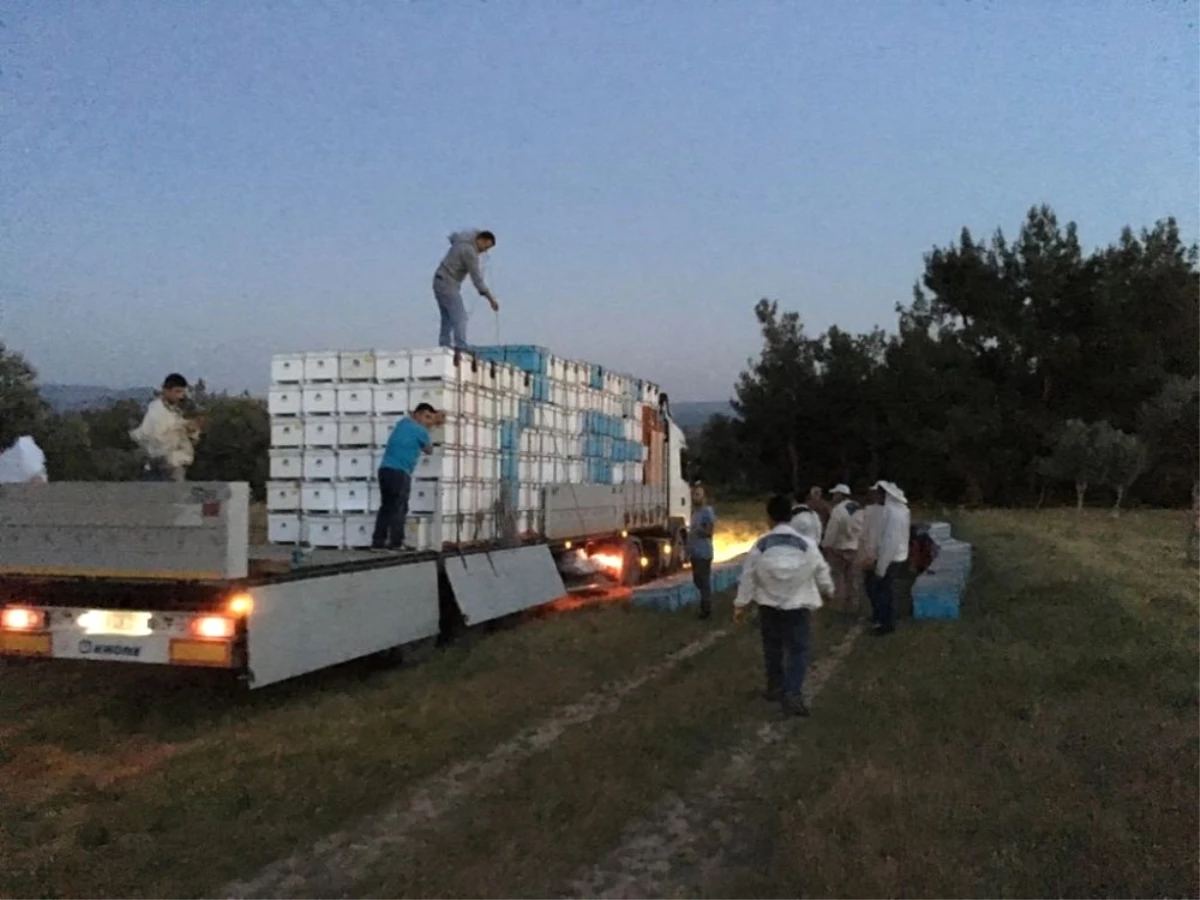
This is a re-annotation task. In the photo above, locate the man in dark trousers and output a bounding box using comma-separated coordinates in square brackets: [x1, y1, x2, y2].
[433, 229, 499, 348]
[688, 483, 717, 619]
[372, 403, 440, 551]
[733, 494, 834, 717]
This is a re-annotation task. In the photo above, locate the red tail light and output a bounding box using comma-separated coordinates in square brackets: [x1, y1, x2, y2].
[190, 616, 235, 640]
[1, 607, 45, 632]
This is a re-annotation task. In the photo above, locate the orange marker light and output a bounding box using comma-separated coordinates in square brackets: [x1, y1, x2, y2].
[191, 616, 235, 640]
[227, 593, 254, 616]
[1, 607, 44, 632]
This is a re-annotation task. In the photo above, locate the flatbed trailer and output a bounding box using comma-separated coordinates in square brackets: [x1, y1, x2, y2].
[0, 478, 693, 688]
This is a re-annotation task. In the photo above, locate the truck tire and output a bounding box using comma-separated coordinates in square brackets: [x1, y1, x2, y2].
[668, 529, 686, 574]
[621, 538, 643, 587]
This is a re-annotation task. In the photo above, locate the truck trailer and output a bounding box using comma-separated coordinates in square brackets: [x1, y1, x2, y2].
[0, 346, 694, 688]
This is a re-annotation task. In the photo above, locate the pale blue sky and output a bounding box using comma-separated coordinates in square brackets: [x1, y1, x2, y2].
[1, 1, 1196, 401]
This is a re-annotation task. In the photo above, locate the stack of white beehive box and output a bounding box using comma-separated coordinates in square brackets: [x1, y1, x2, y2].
[265, 346, 663, 551]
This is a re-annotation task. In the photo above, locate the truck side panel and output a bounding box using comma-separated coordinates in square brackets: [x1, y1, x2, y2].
[542, 484, 668, 541]
[444, 545, 564, 625]
[245, 561, 440, 688]
[0, 482, 249, 581]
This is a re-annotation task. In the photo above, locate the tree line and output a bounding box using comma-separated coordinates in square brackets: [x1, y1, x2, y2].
[693, 206, 1199, 510]
[0, 350, 270, 496]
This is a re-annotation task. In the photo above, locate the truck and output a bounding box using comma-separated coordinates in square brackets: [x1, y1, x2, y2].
[0, 345, 695, 688]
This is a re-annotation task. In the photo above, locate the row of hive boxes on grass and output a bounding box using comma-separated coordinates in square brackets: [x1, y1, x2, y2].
[271, 413, 645, 450]
[268, 512, 521, 551]
[271, 348, 663, 405]
[270, 448, 647, 483]
[268, 382, 649, 420]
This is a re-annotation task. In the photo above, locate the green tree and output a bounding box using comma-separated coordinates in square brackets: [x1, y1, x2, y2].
[189, 392, 270, 498]
[1041, 419, 1114, 511]
[1105, 429, 1147, 515]
[0, 343, 49, 451]
[694, 413, 751, 492]
[733, 299, 821, 495]
[1137, 375, 1200, 509]
[36, 413, 97, 480]
[82, 399, 145, 480]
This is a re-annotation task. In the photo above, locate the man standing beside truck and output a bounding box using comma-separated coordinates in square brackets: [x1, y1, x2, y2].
[688, 484, 717, 619]
[433, 229, 499, 348]
[372, 403, 441, 552]
[130, 373, 202, 482]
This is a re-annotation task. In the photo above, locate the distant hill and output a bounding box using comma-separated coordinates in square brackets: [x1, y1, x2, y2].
[41, 384, 154, 414]
[671, 401, 737, 429]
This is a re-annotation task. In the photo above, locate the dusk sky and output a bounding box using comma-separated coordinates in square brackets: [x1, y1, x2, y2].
[2, 1, 1196, 402]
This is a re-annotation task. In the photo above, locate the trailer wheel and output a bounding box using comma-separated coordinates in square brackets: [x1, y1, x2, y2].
[621, 538, 643, 587]
[668, 529, 686, 574]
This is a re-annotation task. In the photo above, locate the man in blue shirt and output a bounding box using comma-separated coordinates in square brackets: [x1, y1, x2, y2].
[372, 403, 440, 551]
[688, 483, 717, 619]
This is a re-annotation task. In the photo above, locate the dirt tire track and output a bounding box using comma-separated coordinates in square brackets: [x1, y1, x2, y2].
[567, 623, 863, 899]
[222, 627, 730, 899]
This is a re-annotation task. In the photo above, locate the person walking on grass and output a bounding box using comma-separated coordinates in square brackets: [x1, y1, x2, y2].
[688, 483, 717, 620]
[856, 482, 885, 616]
[433, 229, 499, 348]
[821, 483, 863, 612]
[734, 494, 834, 717]
[372, 403, 441, 552]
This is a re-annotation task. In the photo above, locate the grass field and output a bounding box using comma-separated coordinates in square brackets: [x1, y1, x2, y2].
[0, 508, 1195, 898]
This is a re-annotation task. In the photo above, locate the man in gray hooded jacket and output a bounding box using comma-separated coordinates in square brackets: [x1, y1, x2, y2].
[433, 229, 499, 348]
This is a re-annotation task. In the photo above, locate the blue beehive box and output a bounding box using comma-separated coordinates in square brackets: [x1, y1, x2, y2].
[473, 344, 549, 375]
[500, 420, 520, 451]
[911, 524, 973, 621]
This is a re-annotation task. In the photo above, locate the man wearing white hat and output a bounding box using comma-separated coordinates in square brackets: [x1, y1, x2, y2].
[820, 483, 863, 612]
[865, 480, 910, 635]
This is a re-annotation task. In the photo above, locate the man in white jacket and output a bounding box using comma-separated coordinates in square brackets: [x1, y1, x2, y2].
[865, 480, 910, 636]
[821, 483, 863, 612]
[130, 374, 202, 482]
[734, 495, 834, 717]
[789, 494, 824, 544]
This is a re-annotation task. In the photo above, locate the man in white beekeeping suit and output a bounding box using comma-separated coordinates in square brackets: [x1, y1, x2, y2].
[130, 373, 204, 482]
[0, 436, 49, 483]
[820, 483, 864, 612]
[790, 492, 824, 545]
[864, 480, 911, 636]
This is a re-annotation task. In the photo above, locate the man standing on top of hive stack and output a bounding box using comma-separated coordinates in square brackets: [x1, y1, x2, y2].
[433, 229, 499, 349]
